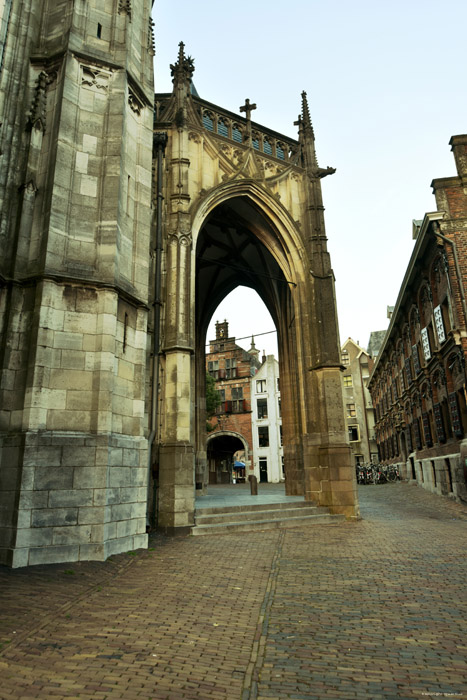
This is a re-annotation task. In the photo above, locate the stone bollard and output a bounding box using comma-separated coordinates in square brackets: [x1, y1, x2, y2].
[248, 474, 258, 496]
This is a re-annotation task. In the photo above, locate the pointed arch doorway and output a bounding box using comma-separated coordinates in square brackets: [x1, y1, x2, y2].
[194, 194, 300, 497]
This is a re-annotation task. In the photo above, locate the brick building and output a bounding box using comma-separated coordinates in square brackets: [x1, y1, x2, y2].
[368, 136, 467, 503]
[205, 321, 261, 483]
[341, 338, 378, 467]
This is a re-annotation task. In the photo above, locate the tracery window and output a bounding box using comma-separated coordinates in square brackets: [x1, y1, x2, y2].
[202, 111, 214, 131]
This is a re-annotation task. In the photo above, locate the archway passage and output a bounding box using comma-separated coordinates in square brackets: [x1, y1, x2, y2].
[196, 197, 290, 337]
[194, 196, 297, 496]
[207, 433, 246, 484]
[154, 51, 359, 532]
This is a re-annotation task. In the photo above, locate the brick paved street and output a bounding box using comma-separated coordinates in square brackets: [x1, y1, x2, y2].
[1, 483, 466, 700]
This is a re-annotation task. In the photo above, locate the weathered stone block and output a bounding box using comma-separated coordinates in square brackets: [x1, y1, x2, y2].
[78, 507, 105, 525]
[110, 503, 132, 521]
[34, 466, 74, 490]
[16, 527, 53, 548]
[62, 446, 96, 468]
[32, 508, 78, 527]
[29, 545, 80, 566]
[48, 489, 94, 508]
[79, 543, 105, 560]
[52, 525, 92, 545]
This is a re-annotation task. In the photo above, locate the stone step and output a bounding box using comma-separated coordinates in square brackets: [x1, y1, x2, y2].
[194, 500, 314, 516]
[196, 505, 321, 525]
[191, 509, 345, 536]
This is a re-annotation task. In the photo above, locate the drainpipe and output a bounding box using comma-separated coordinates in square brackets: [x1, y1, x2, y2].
[434, 223, 467, 329]
[147, 131, 168, 529]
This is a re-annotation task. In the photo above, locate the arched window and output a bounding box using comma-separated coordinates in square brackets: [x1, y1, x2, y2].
[263, 139, 273, 155]
[217, 118, 228, 137]
[276, 142, 285, 160]
[232, 124, 243, 143]
[203, 111, 214, 131]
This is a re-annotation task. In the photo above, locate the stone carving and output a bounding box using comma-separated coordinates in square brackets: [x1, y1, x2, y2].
[129, 88, 143, 115]
[27, 70, 55, 132]
[168, 230, 192, 247]
[118, 0, 131, 18]
[148, 18, 155, 53]
[189, 131, 201, 144]
[81, 66, 110, 92]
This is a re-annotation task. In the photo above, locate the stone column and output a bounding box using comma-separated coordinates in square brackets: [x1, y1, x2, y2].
[157, 230, 196, 532]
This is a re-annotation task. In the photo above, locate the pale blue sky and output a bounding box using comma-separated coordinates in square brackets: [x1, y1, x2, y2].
[152, 0, 467, 357]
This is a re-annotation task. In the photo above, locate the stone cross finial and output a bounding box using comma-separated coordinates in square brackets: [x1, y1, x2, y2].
[240, 98, 256, 121]
[240, 99, 256, 146]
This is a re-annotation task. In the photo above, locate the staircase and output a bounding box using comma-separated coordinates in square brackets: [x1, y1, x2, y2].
[191, 500, 345, 536]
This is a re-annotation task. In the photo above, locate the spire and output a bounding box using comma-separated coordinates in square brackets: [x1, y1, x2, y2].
[170, 41, 195, 88]
[295, 90, 335, 178]
[301, 91, 315, 140]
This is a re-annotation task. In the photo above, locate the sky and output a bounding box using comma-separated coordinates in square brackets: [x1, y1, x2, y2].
[152, 0, 467, 358]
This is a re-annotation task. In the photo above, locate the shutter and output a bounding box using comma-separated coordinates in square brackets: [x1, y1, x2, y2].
[405, 357, 412, 384]
[406, 427, 413, 453]
[434, 305, 446, 344]
[413, 418, 422, 450]
[422, 412, 433, 447]
[448, 392, 463, 437]
[412, 344, 421, 375]
[433, 403, 446, 443]
[421, 327, 431, 361]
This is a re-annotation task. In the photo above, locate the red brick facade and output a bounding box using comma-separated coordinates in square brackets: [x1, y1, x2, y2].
[369, 135, 467, 503]
[205, 321, 261, 483]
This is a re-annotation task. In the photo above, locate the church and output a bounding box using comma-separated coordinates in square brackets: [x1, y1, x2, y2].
[0, 1, 358, 567]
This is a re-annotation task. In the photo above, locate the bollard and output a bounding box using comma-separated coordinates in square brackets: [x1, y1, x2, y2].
[248, 474, 258, 496]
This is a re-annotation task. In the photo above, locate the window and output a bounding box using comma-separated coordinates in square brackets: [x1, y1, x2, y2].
[343, 375, 353, 387]
[217, 119, 228, 137]
[202, 111, 214, 131]
[264, 139, 273, 155]
[280, 425, 283, 446]
[231, 387, 243, 413]
[348, 425, 359, 442]
[347, 403, 356, 418]
[278, 398, 281, 417]
[257, 398, 268, 419]
[341, 351, 350, 366]
[277, 377, 280, 391]
[256, 379, 266, 393]
[232, 124, 242, 143]
[258, 426, 269, 447]
[208, 360, 219, 379]
[225, 358, 237, 379]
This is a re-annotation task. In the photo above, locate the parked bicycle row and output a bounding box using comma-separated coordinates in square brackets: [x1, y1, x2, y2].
[356, 463, 400, 485]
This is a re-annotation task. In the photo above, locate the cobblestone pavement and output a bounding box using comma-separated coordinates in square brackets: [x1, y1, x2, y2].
[1, 483, 466, 700]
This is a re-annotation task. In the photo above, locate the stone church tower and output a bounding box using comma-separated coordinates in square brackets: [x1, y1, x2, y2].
[0, 1, 155, 566]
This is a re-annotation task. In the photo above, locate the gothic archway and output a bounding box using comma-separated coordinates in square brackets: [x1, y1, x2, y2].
[153, 43, 359, 532]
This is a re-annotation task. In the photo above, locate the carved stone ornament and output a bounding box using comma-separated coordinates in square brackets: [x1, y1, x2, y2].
[168, 229, 192, 247]
[81, 65, 111, 92]
[148, 18, 155, 53]
[118, 0, 131, 18]
[27, 70, 55, 132]
[170, 42, 195, 85]
[189, 131, 202, 144]
[128, 88, 143, 115]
